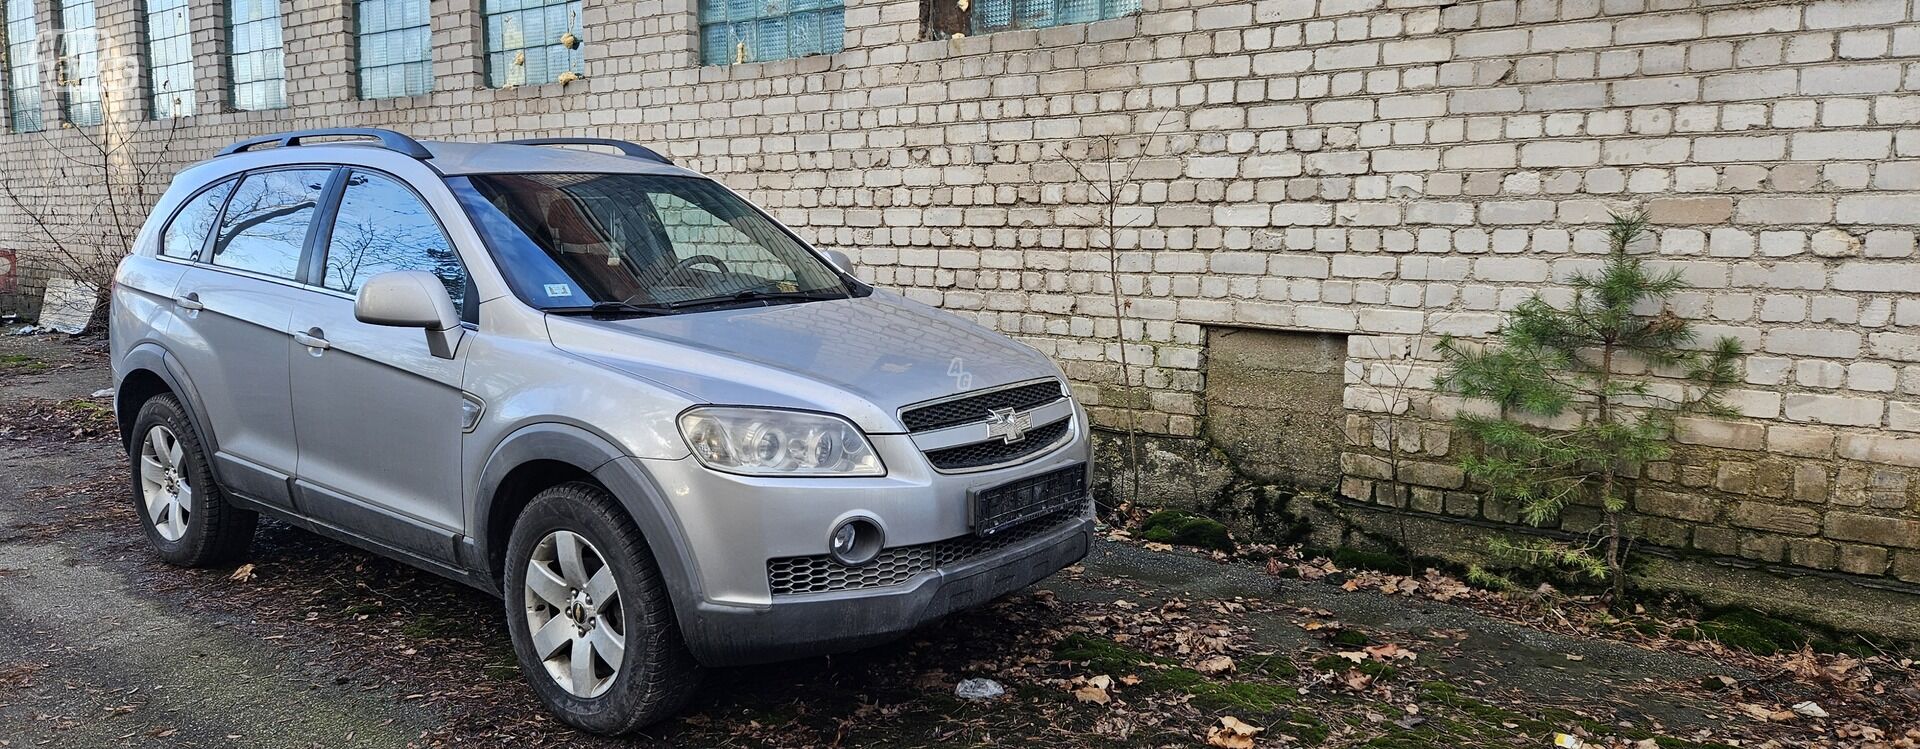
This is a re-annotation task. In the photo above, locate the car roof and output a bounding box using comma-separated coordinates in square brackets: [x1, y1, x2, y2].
[182, 139, 697, 179]
[420, 141, 694, 177]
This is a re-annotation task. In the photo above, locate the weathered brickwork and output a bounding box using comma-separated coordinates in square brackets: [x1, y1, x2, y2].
[1, 0, 1918, 583]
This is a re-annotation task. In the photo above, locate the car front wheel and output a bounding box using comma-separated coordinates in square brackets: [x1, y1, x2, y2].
[503, 482, 699, 735]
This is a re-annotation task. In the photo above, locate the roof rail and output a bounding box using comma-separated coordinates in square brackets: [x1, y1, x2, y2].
[502, 137, 674, 165]
[218, 128, 433, 159]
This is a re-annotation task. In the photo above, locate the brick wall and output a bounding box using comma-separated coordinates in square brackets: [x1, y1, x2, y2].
[1, 0, 1918, 581]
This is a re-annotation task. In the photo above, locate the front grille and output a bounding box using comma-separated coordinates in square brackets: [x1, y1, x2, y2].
[901, 381, 1064, 432]
[925, 418, 1070, 471]
[766, 507, 1082, 596]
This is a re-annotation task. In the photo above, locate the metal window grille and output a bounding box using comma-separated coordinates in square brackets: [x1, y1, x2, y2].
[57, 0, 98, 125]
[357, 0, 431, 99]
[4, 0, 42, 132]
[481, 0, 582, 88]
[145, 0, 194, 117]
[698, 0, 843, 66]
[227, 0, 285, 111]
[971, 0, 1137, 35]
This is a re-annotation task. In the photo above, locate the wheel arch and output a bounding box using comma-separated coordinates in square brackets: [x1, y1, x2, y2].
[474, 423, 704, 619]
[115, 344, 216, 455]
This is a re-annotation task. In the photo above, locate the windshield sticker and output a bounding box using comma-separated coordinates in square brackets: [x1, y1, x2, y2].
[544, 283, 574, 298]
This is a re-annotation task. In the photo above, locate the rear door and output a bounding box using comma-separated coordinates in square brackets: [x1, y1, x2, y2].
[166, 167, 335, 510]
[284, 169, 473, 565]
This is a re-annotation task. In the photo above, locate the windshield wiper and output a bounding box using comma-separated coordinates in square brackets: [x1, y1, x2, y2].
[653, 289, 847, 311]
[546, 301, 673, 317]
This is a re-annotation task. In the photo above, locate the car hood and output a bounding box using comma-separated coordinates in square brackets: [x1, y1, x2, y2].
[543, 290, 1064, 433]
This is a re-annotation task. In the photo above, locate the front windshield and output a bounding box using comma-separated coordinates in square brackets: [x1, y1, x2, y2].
[448, 173, 852, 310]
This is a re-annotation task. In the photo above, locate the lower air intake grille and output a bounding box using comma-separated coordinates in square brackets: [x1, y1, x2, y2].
[766, 507, 1082, 596]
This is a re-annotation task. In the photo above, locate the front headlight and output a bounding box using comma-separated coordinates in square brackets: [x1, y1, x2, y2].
[678, 407, 885, 477]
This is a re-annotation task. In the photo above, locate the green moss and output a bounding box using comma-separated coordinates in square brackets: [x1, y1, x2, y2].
[1236, 653, 1299, 679]
[1139, 510, 1236, 552]
[1190, 681, 1300, 713]
[1312, 656, 1399, 680]
[1331, 547, 1404, 573]
[1683, 610, 1807, 656]
[1052, 634, 1170, 673]
[1329, 629, 1370, 647]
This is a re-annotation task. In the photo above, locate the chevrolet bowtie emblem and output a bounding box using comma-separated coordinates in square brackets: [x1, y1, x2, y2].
[984, 407, 1032, 444]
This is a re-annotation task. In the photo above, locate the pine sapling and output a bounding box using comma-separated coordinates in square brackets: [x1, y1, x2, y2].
[1436, 211, 1743, 604]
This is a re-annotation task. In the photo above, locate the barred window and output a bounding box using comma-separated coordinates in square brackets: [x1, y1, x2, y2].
[929, 0, 1138, 38]
[145, 0, 194, 117]
[227, 0, 284, 110]
[4, 0, 41, 132]
[356, 0, 430, 99]
[57, 0, 99, 125]
[482, 0, 581, 88]
[700, 0, 842, 65]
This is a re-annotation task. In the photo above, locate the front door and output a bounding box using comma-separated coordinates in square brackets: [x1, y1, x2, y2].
[287, 169, 473, 566]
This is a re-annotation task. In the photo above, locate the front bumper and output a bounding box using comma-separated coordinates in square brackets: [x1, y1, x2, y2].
[681, 512, 1092, 666]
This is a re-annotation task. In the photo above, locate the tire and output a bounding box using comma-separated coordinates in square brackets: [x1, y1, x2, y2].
[503, 482, 700, 735]
[129, 394, 256, 566]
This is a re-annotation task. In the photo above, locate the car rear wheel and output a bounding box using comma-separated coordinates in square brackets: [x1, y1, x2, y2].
[503, 482, 699, 735]
[130, 394, 256, 566]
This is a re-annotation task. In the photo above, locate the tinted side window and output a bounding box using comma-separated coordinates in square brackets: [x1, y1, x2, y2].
[322, 171, 467, 313]
[160, 179, 233, 259]
[210, 168, 331, 279]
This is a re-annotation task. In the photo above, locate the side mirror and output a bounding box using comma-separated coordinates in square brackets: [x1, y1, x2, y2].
[354, 270, 464, 359]
[822, 249, 854, 274]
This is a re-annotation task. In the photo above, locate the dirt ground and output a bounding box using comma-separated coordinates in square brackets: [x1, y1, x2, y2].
[2, 332, 1917, 748]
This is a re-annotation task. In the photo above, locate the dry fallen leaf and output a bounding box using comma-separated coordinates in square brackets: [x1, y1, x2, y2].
[1073, 683, 1110, 705]
[228, 563, 256, 582]
[1205, 716, 1263, 749]
[1196, 656, 1235, 675]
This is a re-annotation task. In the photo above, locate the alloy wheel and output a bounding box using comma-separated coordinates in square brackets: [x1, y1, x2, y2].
[138, 425, 190, 542]
[524, 530, 625, 698]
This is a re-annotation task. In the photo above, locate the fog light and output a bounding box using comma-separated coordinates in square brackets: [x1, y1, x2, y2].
[828, 518, 883, 566]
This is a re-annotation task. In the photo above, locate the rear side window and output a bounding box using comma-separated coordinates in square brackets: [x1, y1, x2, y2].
[322, 170, 467, 314]
[210, 168, 332, 279]
[160, 180, 234, 260]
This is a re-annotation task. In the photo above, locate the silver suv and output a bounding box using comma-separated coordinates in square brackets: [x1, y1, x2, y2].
[108, 128, 1093, 734]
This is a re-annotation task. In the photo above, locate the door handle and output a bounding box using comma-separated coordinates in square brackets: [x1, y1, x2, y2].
[293, 328, 331, 350]
[174, 292, 204, 310]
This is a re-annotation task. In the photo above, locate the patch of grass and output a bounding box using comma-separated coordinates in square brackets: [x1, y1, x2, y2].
[57, 398, 111, 418]
[1139, 510, 1235, 552]
[0, 353, 46, 372]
